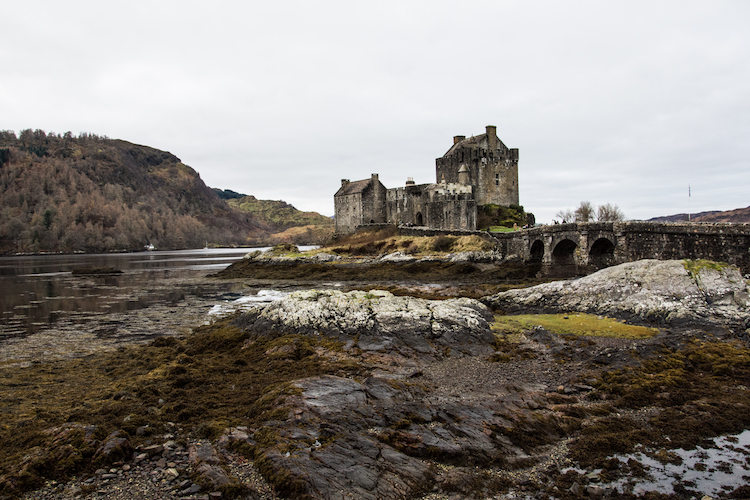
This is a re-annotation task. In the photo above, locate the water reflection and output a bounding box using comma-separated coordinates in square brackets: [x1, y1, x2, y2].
[0, 247, 290, 338]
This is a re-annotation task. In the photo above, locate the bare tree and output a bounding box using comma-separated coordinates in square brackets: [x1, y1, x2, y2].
[555, 209, 574, 223]
[596, 203, 625, 222]
[574, 201, 595, 223]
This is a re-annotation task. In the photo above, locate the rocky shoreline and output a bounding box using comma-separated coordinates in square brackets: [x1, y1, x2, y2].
[3, 258, 750, 499]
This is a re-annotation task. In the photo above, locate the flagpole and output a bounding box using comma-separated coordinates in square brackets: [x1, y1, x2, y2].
[688, 185, 691, 222]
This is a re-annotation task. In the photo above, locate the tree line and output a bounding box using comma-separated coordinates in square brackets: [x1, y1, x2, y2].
[555, 201, 625, 224]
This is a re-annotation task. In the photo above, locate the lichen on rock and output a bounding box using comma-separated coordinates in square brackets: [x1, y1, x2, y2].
[483, 259, 750, 329]
[233, 289, 496, 360]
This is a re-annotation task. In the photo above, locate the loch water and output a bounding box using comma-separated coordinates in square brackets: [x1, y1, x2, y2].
[0, 247, 314, 364]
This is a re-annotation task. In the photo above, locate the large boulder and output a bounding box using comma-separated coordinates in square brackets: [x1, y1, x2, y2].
[235, 290, 496, 358]
[483, 259, 750, 328]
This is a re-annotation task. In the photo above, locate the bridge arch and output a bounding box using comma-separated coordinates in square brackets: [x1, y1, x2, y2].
[552, 239, 577, 266]
[529, 239, 544, 262]
[588, 237, 615, 268]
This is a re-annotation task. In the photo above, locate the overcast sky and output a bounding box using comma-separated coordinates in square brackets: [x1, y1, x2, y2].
[3, 1, 749, 223]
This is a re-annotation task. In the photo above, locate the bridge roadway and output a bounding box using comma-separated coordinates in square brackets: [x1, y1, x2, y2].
[491, 221, 750, 274]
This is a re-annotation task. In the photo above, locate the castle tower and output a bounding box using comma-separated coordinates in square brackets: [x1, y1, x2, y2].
[435, 125, 519, 206]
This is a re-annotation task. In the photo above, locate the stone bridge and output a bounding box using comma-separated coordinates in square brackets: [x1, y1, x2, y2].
[491, 221, 750, 274]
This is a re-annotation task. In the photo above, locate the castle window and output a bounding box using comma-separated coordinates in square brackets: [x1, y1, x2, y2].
[495, 174, 500, 186]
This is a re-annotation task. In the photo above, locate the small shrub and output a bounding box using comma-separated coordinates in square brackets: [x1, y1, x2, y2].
[431, 235, 456, 252]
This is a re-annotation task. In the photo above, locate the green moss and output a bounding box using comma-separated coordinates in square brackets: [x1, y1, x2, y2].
[683, 259, 729, 277]
[492, 313, 658, 339]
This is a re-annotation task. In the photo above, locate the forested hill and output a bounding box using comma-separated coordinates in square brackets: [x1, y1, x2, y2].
[0, 129, 270, 253]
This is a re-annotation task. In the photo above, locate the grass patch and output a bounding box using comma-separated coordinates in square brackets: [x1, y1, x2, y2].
[492, 313, 658, 339]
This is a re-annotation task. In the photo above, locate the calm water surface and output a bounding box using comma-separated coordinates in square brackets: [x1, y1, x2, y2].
[0, 247, 285, 340]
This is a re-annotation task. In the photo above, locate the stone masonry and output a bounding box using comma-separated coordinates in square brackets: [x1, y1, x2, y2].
[334, 126, 519, 234]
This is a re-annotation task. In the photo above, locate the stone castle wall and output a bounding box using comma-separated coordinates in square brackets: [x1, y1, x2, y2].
[385, 182, 476, 230]
[334, 126, 518, 234]
[334, 176, 388, 234]
[435, 127, 519, 206]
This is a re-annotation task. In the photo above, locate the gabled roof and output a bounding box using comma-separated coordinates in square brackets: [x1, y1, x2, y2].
[335, 178, 372, 197]
[442, 133, 508, 157]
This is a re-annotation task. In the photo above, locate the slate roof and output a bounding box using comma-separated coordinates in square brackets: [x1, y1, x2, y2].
[335, 178, 372, 197]
[442, 132, 508, 157]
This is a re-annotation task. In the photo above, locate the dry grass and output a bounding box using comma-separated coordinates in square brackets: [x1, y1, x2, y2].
[321, 227, 493, 257]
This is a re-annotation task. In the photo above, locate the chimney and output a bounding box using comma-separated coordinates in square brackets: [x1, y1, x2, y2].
[341, 179, 350, 187]
[453, 135, 465, 145]
[486, 125, 497, 152]
[406, 177, 415, 185]
[371, 173, 379, 183]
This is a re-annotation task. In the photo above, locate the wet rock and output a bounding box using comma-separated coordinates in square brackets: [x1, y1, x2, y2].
[247, 372, 555, 500]
[195, 462, 232, 489]
[449, 251, 502, 263]
[587, 485, 604, 497]
[313, 252, 340, 262]
[94, 430, 133, 466]
[569, 481, 581, 495]
[484, 259, 750, 328]
[380, 252, 415, 262]
[189, 441, 220, 465]
[142, 444, 164, 457]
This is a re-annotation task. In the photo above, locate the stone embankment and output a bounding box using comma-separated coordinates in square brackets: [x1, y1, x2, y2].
[483, 259, 750, 330]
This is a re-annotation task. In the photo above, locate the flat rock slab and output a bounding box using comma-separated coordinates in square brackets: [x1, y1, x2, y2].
[235, 289, 496, 359]
[483, 259, 750, 328]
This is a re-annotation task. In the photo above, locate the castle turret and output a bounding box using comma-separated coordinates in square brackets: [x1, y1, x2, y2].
[458, 165, 470, 185]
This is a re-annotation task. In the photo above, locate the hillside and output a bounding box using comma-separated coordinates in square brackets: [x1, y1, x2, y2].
[693, 206, 750, 223]
[227, 195, 332, 229]
[0, 129, 270, 253]
[649, 207, 750, 223]
[227, 195, 334, 246]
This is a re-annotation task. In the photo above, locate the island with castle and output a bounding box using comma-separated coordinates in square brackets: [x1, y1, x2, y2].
[334, 125, 518, 234]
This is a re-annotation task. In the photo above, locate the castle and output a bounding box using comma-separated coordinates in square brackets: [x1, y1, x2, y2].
[334, 125, 519, 234]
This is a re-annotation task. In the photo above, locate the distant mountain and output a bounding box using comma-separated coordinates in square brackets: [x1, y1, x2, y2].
[0, 129, 270, 253]
[648, 207, 750, 223]
[648, 211, 722, 222]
